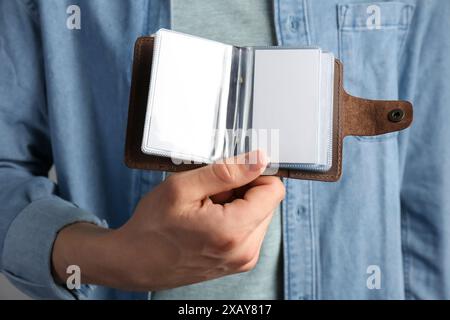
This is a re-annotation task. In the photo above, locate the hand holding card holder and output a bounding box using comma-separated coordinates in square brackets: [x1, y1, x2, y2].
[125, 31, 413, 182]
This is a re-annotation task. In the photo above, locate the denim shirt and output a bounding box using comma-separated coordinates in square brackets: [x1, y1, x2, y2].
[0, 0, 449, 300]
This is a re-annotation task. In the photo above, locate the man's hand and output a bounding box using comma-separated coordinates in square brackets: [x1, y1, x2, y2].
[52, 150, 285, 291]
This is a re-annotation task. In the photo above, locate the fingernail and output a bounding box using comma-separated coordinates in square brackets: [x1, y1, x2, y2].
[247, 150, 268, 172]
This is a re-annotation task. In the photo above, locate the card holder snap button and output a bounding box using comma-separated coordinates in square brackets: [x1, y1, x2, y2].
[388, 109, 405, 123]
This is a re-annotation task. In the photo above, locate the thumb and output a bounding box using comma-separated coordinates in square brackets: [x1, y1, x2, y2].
[175, 150, 268, 201]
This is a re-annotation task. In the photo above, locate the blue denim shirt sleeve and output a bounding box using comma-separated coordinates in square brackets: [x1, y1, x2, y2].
[0, 0, 106, 299]
[2, 197, 107, 299]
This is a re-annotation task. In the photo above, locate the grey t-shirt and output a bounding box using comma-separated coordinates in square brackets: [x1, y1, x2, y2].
[150, 0, 283, 300]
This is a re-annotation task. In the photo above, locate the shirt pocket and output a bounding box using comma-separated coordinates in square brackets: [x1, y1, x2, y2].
[338, 1, 414, 141]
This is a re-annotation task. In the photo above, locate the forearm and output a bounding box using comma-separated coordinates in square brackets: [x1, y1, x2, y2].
[51, 222, 171, 292]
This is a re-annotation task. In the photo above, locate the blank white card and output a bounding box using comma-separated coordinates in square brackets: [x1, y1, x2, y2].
[252, 49, 321, 164]
[142, 29, 232, 162]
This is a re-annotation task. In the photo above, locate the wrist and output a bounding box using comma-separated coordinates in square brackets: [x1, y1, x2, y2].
[51, 222, 116, 287]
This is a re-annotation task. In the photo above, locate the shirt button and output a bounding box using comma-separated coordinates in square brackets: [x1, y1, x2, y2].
[287, 15, 301, 32]
[296, 206, 307, 220]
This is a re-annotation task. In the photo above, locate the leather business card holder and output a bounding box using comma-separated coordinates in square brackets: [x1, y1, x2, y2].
[124, 36, 413, 182]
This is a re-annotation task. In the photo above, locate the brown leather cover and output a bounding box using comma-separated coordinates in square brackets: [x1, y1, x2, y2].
[124, 37, 413, 182]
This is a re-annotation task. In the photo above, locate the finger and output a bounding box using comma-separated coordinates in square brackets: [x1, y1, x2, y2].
[237, 211, 275, 272]
[223, 176, 285, 228]
[210, 190, 234, 204]
[221, 209, 276, 272]
[210, 176, 280, 204]
[173, 150, 268, 201]
[231, 176, 283, 199]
